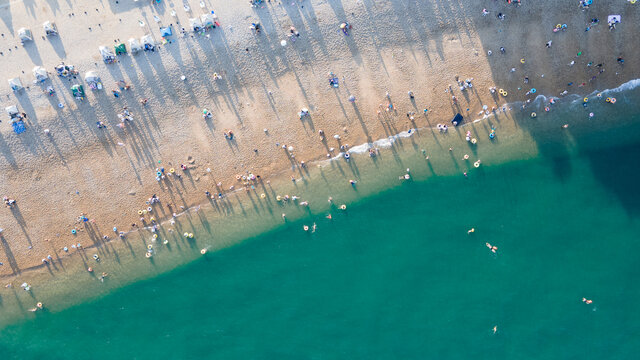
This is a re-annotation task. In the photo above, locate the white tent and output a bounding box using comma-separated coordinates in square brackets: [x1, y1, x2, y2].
[5, 105, 19, 117]
[128, 38, 142, 54]
[84, 71, 102, 90]
[99, 46, 116, 63]
[141, 35, 155, 51]
[189, 17, 203, 32]
[201, 14, 215, 28]
[32, 66, 48, 82]
[18, 28, 33, 42]
[8, 77, 23, 91]
[43, 21, 58, 36]
[608, 15, 621, 24]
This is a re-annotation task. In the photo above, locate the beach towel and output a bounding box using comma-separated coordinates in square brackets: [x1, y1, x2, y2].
[12, 121, 26, 134]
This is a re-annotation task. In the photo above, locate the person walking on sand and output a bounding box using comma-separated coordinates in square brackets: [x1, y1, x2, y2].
[546, 41, 552, 48]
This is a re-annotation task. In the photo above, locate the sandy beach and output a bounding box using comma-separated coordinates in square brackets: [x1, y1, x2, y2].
[0, 0, 638, 278]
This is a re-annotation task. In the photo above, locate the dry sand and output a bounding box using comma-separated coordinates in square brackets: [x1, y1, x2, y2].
[0, 0, 638, 276]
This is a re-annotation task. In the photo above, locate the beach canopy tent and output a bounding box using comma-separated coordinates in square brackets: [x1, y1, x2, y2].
[84, 71, 102, 90]
[8, 77, 23, 91]
[99, 46, 117, 63]
[128, 38, 142, 54]
[141, 35, 155, 51]
[43, 21, 58, 36]
[115, 43, 127, 55]
[201, 13, 215, 28]
[18, 28, 33, 42]
[189, 17, 203, 32]
[5, 105, 19, 119]
[451, 113, 464, 126]
[32, 66, 48, 82]
[71, 84, 85, 99]
[160, 26, 172, 37]
[608, 15, 621, 24]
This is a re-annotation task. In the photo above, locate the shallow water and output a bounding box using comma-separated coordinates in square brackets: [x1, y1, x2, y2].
[1, 83, 640, 359]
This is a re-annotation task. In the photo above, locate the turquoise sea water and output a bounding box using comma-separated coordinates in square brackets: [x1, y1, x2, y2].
[1, 85, 640, 358]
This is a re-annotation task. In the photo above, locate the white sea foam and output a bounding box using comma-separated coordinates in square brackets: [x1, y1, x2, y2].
[320, 130, 417, 165]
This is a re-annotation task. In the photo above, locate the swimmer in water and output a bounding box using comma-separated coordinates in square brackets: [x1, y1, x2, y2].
[326, 214, 332, 220]
[468, 228, 475, 234]
[582, 298, 593, 304]
[492, 326, 497, 334]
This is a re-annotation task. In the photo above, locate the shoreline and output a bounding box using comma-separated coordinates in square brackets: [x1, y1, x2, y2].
[1, 73, 639, 327]
[0, 74, 638, 280]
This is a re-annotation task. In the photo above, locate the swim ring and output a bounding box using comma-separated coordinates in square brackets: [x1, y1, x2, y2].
[610, 98, 616, 104]
[531, 112, 537, 118]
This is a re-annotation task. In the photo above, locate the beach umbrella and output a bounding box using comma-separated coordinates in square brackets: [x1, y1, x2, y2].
[18, 28, 33, 42]
[280, 40, 287, 46]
